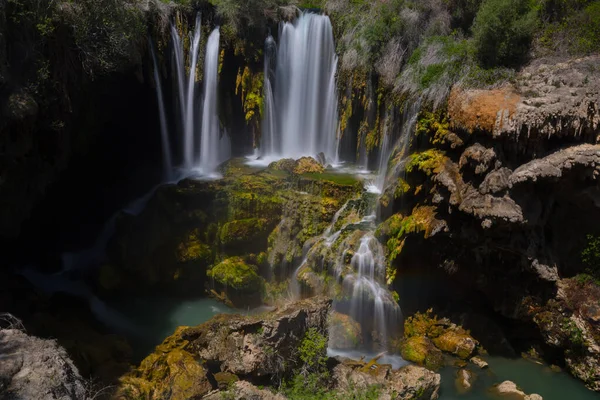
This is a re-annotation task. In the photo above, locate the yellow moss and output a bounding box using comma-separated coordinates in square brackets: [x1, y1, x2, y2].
[416, 110, 452, 145]
[406, 149, 448, 176]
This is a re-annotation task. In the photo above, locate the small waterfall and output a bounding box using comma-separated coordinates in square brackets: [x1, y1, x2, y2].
[262, 13, 339, 161]
[261, 35, 277, 157]
[184, 13, 202, 169]
[344, 233, 400, 349]
[149, 38, 173, 180]
[170, 22, 186, 160]
[200, 27, 229, 173]
[374, 111, 392, 192]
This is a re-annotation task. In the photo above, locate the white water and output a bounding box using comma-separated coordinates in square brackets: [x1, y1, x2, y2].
[261, 35, 277, 157]
[184, 14, 202, 169]
[149, 38, 173, 180]
[170, 22, 187, 163]
[262, 13, 339, 162]
[199, 28, 229, 173]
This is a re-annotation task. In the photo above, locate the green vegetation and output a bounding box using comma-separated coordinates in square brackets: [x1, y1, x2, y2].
[472, 0, 538, 67]
[581, 234, 600, 279]
[282, 328, 381, 399]
[207, 257, 264, 291]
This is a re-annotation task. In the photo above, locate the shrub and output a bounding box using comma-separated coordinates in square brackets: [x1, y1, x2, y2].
[471, 0, 538, 67]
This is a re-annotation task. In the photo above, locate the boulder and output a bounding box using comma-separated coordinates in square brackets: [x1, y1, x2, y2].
[490, 381, 544, 400]
[268, 158, 295, 172]
[0, 328, 86, 400]
[333, 360, 441, 399]
[116, 297, 331, 398]
[470, 356, 489, 369]
[432, 329, 478, 359]
[328, 312, 362, 350]
[401, 336, 444, 371]
[293, 156, 325, 174]
[207, 257, 264, 307]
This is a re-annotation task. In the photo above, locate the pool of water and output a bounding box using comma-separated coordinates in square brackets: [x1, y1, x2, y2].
[438, 356, 600, 400]
[111, 296, 233, 360]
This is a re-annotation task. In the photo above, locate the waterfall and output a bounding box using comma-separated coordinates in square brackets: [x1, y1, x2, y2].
[261, 35, 277, 157]
[344, 233, 400, 349]
[199, 27, 229, 173]
[149, 38, 173, 180]
[184, 13, 202, 169]
[262, 13, 339, 162]
[170, 22, 186, 162]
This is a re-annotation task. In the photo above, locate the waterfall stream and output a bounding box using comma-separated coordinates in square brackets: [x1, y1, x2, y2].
[149, 38, 173, 180]
[184, 14, 202, 169]
[261, 13, 339, 162]
[200, 27, 229, 173]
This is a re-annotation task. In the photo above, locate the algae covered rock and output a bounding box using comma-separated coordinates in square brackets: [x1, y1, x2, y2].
[293, 156, 325, 174]
[219, 217, 269, 248]
[204, 380, 286, 399]
[329, 311, 362, 350]
[401, 336, 444, 371]
[116, 327, 212, 400]
[432, 329, 478, 359]
[117, 297, 331, 398]
[268, 158, 295, 172]
[207, 257, 264, 306]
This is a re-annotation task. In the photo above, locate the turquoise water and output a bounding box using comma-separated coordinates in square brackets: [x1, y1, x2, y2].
[113, 296, 232, 360]
[438, 356, 600, 400]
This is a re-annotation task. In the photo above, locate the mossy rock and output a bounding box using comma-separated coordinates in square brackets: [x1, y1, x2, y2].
[329, 312, 362, 350]
[268, 158, 295, 173]
[405, 149, 448, 176]
[219, 218, 269, 248]
[208, 257, 263, 292]
[432, 329, 478, 359]
[116, 327, 212, 400]
[293, 156, 325, 174]
[401, 336, 444, 371]
[214, 371, 239, 390]
[176, 233, 212, 264]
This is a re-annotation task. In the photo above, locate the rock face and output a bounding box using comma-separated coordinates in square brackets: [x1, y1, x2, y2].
[0, 328, 86, 400]
[116, 296, 332, 399]
[333, 361, 441, 400]
[381, 57, 600, 390]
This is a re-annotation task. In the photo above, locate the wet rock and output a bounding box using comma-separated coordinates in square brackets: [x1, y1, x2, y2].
[207, 257, 264, 307]
[329, 312, 362, 350]
[293, 156, 325, 174]
[470, 356, 489, 369]
[0, 328, 86, 400]
[213, 371, 239, 390]
[490, 380, 543, 400]
[455, 369, 475, 393]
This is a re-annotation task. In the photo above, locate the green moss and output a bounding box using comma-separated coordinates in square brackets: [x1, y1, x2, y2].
[300, 172, 359, 186]
[406, 149, 448, 176]
[208, 257, 263, 292]
[219, 218, 269, 246]
[416, 110, 452, 145]
[401, 336, 444, 371]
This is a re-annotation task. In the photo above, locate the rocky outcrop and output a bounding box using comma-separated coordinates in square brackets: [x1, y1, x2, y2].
[116, 296, 332, 399]
[449, 56, 600, 151]
[0, 328, 87, 400]
[333, 361, 441, 400]
[204, 381, 286, 400]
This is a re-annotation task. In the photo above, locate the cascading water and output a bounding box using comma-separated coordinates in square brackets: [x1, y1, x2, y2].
[149, 38, 173, 180]
[261, 35, 277, 157]
[261, 13, 339, 162]
[184, 13, 202, 169]
[199, 27, 229, 173]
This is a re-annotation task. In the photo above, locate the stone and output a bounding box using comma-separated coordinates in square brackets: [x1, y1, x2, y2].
[0, 328, 86, 400]
[401, 336, 444, 371]
[213, 371, 239, 390]
[268, 158, 295, 172]
[470, 356, 489, 369]
[490, 381, 543, 400]
[432, 329, 478, 359]
[333, 361, 441, 400]
[459, 144, 497, 175]
[328, 312, 362, 350]
[293, 156, 325, 174]
[455, 369, 475, 393]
